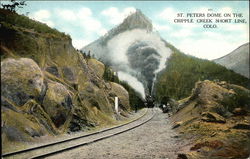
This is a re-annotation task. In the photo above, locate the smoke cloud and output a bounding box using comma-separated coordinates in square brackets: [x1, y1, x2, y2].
[83, 28, 172, 99]
[118, 71, 145, 99]
[106, 29, 172, 98]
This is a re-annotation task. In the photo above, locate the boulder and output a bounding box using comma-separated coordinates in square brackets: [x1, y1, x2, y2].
[1, 58, 44, 106]
[92, 89, 113, 115]
[172, 121, 183, 129]
[87, 59, 105, 77]
[45, 66, 60, 77]
[109, 82, 130, 112]
[62, 66, 76, 82]
[190, 80, 229, 104]
[232, 108, 247, 116]
[201, 112, 226, 123]
[232, 122, 250, 130]
[208, 104, 232, 118]
[42, 81, 73, 128]
[2, 107, 48, 142]
[68, 114, 92, 132]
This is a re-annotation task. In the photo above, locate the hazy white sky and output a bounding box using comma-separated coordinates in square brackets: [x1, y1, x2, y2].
[16, 1, 249, 60]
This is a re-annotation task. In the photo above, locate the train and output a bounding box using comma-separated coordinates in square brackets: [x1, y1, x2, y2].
[145, 95, 154, 108]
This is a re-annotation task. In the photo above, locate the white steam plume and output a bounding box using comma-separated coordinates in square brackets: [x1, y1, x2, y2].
[107, 29, 172, 68]
[118, 71, 145, 99]
[106, 29, 172, 98]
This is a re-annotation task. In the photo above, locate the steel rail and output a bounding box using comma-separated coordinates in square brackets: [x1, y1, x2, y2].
[2, 108, 154, 159]
[32, 108, 155, 159]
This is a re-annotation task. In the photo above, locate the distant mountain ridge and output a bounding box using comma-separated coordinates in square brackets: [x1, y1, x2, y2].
[213, 43, 249, 78]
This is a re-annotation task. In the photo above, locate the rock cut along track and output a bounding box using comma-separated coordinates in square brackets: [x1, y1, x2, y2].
[2, 108, 153, 159]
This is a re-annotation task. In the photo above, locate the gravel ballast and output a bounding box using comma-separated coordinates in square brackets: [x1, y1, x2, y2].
[47, 108, 186, 159]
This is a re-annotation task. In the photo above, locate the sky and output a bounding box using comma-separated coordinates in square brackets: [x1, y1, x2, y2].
[12, 1, 249, 60]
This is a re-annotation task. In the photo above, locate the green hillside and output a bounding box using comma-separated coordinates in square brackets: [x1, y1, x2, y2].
[0, 9, 69, 39]
[155, 42, 250, 102]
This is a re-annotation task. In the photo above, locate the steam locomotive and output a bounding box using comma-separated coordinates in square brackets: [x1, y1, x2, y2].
[145, 95, 154, 108]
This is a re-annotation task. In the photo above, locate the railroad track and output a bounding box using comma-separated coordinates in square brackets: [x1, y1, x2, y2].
[2, 108, 155, 159]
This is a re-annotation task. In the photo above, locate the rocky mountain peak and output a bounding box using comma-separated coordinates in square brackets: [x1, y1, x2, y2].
[121, 9, 153, 31]
[96, 9, 153, 45]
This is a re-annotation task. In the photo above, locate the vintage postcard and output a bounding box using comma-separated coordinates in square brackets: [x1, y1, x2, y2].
[1, 1, 249, 158]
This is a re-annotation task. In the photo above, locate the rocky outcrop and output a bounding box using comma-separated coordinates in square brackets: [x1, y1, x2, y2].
[171, 80, 250, 158]
[232, 107, 247, 116]
[87, 58, 105, 78]
[109, 82, 130, 112]
[42, 81, 73, 129]
[232, 122, 250, 130]
[117, 9, 153, 32]
[1, 58, 44, 107]
[2, 107, 47, 142]
[0, 9, 131, 152]
[201, 112, 226, 123]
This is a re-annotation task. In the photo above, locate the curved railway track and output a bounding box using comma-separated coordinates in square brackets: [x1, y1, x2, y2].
[2, 108, 156, 159]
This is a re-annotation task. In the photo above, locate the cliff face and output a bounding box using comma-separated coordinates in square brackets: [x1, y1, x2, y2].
[0, 9, 130, 151]
[214, 43, 249, 78]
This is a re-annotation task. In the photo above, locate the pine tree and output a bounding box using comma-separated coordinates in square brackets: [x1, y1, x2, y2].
[1, 0, 26, 12]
